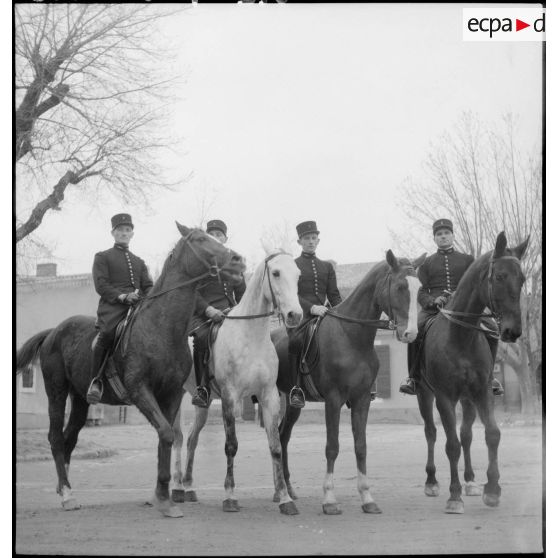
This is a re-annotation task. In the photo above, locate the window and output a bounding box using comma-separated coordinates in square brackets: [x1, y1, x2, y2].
[373, 344, 391, 398]
[20, 365, 35, 392]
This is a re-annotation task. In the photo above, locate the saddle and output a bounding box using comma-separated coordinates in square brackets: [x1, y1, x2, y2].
[91, 307, 139, 405]
[291, 317, 325, 402]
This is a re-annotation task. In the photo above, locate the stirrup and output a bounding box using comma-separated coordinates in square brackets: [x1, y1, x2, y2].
[86, 378, 104, 404]
[370, 391, 377, 401]
[192, 386, 210, 408]
[399, 378, 417, 396]
[491, 380, 504, 396]
[289, 386, 305, 408]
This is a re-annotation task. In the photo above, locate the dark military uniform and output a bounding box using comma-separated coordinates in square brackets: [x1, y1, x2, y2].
[191, 276, 246, 331]
[295, 252, 342, 319]
[416, 247, 474, 327]
[93, 244, 153, 337]
[190, 218, 247, 405]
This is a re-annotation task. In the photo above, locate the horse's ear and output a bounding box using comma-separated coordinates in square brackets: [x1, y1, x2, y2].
[412, 252, 427, 269]
[260, 238, 273, 256]
[386, 249, 399, 270]
[493, 231, 508, 259]
[511, 236, 530, 261]
[176, 221, 191, 237]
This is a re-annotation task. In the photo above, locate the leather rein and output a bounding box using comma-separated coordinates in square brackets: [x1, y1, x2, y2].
[325, 267, 416, 331]
[143, 230, 236, 301]
[439, 255, 520, 336]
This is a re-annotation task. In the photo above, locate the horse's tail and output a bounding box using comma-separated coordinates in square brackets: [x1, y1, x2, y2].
[16, 329, 53, 375]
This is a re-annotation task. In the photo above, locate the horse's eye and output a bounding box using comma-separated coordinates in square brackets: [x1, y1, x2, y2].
[397, 284, 406, 292]
[272, 270, 280, 278]
[495, 273, 505, 281]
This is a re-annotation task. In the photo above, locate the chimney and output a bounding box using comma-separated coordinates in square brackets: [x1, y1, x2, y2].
[36, 263, 57, 277]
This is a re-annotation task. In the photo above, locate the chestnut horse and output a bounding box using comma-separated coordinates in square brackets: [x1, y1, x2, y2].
[272, 250, 426, 514]
[16, 223, 245, 517]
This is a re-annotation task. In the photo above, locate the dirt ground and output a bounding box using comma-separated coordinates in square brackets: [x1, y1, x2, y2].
[15, 416, 543, 556]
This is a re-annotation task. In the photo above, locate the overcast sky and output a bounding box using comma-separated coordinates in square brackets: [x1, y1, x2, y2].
[18, 3, 543, 276]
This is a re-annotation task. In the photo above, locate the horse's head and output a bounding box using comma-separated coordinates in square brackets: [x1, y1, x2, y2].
[382, 250, 426, 343]
[175, 222, 245, 284]
[262, 251, 302, 328]
[485, 231, 528, 343]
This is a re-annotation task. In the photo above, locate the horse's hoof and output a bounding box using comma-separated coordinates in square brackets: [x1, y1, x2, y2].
[184, 490, 198, 503]
[444, 499, 464, 514]
[223, 498, 240, 512]
[171, 489, 185, 503]
[362, 502, 382, 514]
[272, 492, 280, 503]
[322, 503, 342, 515]
[424, 483, 440, 497]
[482, 492, 500, 507]
[61, 498, 81, 511]
[162, 505, 184, 518]
[464, 481, 482, 497]
[279, 501, 299, 515]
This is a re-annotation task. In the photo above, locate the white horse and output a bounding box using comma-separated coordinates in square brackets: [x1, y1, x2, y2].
[171, 248, 303, 515]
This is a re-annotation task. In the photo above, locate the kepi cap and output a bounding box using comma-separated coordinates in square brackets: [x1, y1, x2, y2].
[296, 221, 320, 238]
[206, 219, 227, 236]
[432, 218, 453, 234]
[111, 213, 133, 230]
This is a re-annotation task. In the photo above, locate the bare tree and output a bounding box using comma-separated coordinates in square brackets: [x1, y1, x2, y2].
[395, 111, 542, 414]
[15, 4, 186, 246]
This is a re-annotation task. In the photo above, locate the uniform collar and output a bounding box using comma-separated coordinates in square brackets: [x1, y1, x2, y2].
[114, 243, 129, 252]
[437, 247, 454, 255]
[301, 251, 316, 259]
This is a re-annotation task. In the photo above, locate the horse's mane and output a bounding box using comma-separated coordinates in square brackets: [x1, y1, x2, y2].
[150, 235, 192, 293]
[336, 259, 389, 309]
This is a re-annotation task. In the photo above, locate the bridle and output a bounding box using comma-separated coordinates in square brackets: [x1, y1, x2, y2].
[325, 266, 416, 330]
[223, 251, 285, 321]
[144, 229, 236, 301]
[439, 255, 520, 336]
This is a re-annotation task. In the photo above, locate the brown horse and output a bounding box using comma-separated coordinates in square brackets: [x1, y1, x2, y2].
[15, 223, 245, 517]
[272, 250, 426, 514]
[416, 231, 528, 514]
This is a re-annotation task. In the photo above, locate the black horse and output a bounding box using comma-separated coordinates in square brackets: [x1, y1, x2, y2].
[272, 250, 426, 514]
[16, 223, 245, 517]
[416, 231, 528, 513]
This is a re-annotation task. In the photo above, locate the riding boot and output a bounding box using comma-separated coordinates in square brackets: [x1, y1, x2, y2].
[399, 340, 420, 395]
[288, 352, 305, 408]
[87, 342, 108, 404]
[191, 346, 210, 408]
[484, 332, 504, 396]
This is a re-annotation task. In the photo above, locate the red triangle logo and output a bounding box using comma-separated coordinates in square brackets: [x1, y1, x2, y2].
[516, 19, 530, 31]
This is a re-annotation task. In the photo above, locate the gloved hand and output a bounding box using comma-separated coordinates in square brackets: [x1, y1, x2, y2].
[310, 305, 328, 317]
[126, 292, 141, 305]
[206, 306, 226, 322]
[434, 295, 448, 308]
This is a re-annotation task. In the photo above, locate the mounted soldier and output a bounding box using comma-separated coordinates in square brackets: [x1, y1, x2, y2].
[399, 218, 504, 396]
[287, 220, 342, 408]
[87, 213, 153, 404]
[190, 219, 247, 408]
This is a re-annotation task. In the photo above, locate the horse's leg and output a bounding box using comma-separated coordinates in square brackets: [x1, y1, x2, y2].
[322, 395, 343, 515]
[259, 387, 298, 515]
[171, 403, 185, 502]
[62, 394, 89, 481]
[460, 398, 482, 496]
[183, 403, 210, 502]
[132, 384, 183, 518]
[474, 392, 502, 507]
[275, 400, 302, 502]
[221, 394, 240, 512]
[435, 394, 464, 514]
[416, 386, 439, 497]
[43, 360, 79, 511]
[351, 395, 381, 514]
